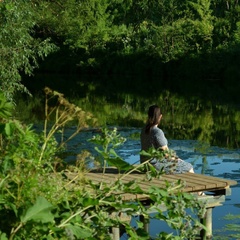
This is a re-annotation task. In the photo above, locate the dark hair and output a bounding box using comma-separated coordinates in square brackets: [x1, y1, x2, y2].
[145, 105, 161, 134]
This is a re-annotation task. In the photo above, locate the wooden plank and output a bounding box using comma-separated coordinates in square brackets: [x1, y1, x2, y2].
[85, 173, 162, 192]
[142, 172, 234, 192]
[182, 173, 229, 186]
[164, 173, 227, 187]
[66, 170, 237, 200]
[88, 167, 236, 188]
[143, 175, 205, 191]
[122, 193, 149, 201]
[161, 174, 223, 191]
[86, 173, 168, 193]
[86, 172, 201, 192]
[85, 173, 153, 200]
[140, 173, 217, 192]
[185, 172, 237, 186]
[160, 174, 210, 191]
[85, 171, 236, 193]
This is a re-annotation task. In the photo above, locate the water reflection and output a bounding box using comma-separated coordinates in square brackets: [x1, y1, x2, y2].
[161, 104, 240, 149]
[23, 73, 240, 149]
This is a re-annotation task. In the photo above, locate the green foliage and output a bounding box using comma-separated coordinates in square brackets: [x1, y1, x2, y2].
[0, 90, 205, 239]
[0, 1, 57, 101]
[40, 87, 97, 165]
[36, 0, 114, 52]
[33, 0, 232, 63]
[0, 92, 13, 119]
[2, 0, 240, 100]
[89, 127, 132, 171]
[20, 196, 54, 223]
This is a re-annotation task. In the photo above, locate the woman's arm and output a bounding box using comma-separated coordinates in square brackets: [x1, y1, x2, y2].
[153, 128, 168, 149]
[161, 145, 169, 151]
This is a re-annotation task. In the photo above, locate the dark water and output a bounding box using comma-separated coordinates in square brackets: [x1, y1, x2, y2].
[63, 127, 240, 239]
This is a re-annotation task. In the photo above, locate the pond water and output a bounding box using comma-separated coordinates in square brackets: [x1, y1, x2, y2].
[63, 127, 240, 239]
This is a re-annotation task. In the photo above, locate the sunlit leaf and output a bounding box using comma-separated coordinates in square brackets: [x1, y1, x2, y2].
[0, 232, 8, 240]
[4, 123, 13, 136]
[66, 225, 92, 239]
[106, 156, 133, 171]
[20, 196, 54, 223]
[82, 197, 99, 207]
[148, 186, 168, 197]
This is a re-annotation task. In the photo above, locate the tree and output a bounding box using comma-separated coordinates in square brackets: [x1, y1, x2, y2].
[35, 0, 115, 51]
[104, 0, 214, 61]
[0, 1, 57, 102]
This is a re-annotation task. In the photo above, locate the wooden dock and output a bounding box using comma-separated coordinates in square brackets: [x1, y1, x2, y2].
[66, 169, 237, 240]
[86, 170, 236, 199]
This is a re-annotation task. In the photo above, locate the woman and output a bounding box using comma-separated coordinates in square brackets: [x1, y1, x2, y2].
[140, 105, 194, 174]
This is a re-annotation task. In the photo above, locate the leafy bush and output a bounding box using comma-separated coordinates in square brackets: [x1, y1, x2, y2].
[0, 1, 57, 101]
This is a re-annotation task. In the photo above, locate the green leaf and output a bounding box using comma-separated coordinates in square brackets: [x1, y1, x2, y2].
[5, 4, 13, 11]
[20, 196, 54, 223]
[66, 225, 92, 239]
[148, 186, 168, 197]
[139, 150, 152, 157]
[109, 148, 118, 156]
[82, 197, 99, 207]
[4, 123, 13, 136]
[182, 192, 194, 200]
[106, 156, 133, 171]
[0, 232, 8, 240]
